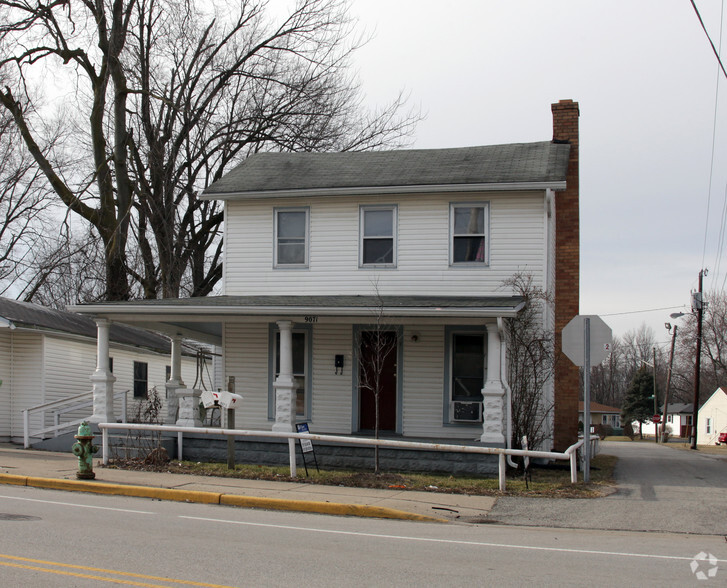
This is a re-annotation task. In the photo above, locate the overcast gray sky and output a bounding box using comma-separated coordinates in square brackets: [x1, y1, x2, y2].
[341, 0, 727, 343]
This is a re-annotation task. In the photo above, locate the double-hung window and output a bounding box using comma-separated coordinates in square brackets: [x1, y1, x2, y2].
[360, 205, 396, 267]
[274, 208, 309, 267]
[446, 328, 486, 423]
[133, 361, 148, 399]
[270, 327, 311, 419]
[450, 203, 488, 264]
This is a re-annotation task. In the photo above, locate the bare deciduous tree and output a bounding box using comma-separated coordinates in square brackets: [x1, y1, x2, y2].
[0, 0, 419, 303]
[0, 114, 58, 296]
[356, 284, 397, 474]
[503, 273, 556, 453]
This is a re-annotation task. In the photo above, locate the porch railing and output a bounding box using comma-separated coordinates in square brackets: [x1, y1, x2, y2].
[98, 422, 599, 491]
[23, 390, 129, 448]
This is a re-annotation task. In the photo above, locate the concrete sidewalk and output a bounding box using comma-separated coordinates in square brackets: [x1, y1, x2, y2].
[0, 444, 495, 523]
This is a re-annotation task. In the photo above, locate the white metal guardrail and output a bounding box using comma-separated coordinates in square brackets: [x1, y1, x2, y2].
[98, 422, 599, 491]
[23, 390, 129, 448]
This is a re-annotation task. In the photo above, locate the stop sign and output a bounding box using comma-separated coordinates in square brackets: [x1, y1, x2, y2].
[562, 315, 612, 366]
[652, 415, 661, 423]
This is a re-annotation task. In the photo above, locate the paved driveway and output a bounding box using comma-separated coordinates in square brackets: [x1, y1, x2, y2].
[488, 441, 727, 535]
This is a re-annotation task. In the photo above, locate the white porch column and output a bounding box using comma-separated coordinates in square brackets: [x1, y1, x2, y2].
[176, 388, 202, 427]
[165, 336, 185, 424]
[89, 318, 116, 424]
[272, 320, 296, 433]
[480, 323, 506, 445]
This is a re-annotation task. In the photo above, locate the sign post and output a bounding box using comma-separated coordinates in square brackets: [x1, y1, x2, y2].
[562, 315, 612, 484]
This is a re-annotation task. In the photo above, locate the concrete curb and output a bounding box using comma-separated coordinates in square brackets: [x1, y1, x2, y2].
[0, 474, 447, 523]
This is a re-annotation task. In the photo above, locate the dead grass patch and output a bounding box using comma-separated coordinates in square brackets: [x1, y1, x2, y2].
[107, 453, 617, 498]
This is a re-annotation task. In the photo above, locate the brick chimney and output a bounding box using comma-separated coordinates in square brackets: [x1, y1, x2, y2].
[551, 99, 580, 451]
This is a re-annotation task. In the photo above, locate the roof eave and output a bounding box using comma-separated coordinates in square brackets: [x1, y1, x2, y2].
[200, 181, 567, 201]
[71, 302, 525, 319]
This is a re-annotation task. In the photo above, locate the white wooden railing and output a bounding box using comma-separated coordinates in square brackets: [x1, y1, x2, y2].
[98, 422, 599, 491]
[23, 390, 129, 448]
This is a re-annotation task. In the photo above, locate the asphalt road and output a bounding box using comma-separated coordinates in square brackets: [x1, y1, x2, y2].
[0, 484, 724, 587]
[489, 441, 727, 535]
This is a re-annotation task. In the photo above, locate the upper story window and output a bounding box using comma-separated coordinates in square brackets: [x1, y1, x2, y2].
[360, 205, 396, 267]
[274, 208, 309, 268]
[450, 203, 488, 265]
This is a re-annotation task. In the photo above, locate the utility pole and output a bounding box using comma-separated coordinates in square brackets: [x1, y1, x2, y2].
[653, 347, 658, 444]
[661, 324, 677, 442]
[691, 269, 706, 450]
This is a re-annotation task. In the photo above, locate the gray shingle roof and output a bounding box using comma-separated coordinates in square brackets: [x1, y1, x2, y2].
[0, 297, 173, 353]
[203, 141, 571, 198]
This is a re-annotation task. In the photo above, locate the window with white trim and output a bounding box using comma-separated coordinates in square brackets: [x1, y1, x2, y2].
[360, 205, 396, 266]
[446, 330, 485, 423]
[450, 203, 488, 264]
[274, 208, 309, 267]
[706, 418, 712, 434]
[133, 361, 148, 399]
[272, 329, 310, 419]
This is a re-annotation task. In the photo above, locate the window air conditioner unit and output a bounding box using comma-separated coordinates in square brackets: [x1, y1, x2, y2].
[451, 401, 483, 423]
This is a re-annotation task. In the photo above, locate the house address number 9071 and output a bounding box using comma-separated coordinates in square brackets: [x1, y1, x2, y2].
[304, 316, 318, 323]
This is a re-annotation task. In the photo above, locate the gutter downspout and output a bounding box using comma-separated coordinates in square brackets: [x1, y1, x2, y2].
[498, 317, 517, 468]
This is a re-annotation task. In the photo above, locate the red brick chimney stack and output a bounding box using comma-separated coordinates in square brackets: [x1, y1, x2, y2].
[551, 99, 580, 451]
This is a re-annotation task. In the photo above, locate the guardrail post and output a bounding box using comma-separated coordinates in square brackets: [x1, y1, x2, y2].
[498, 453, 506, 491]
[102, 426, 109, 465]
[23, 410, 29, 449]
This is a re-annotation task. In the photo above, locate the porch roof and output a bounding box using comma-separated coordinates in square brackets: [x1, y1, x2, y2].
[70, 294, 525, 345]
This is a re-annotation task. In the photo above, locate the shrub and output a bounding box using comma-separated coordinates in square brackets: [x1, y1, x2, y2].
[593, 424, 613, 440]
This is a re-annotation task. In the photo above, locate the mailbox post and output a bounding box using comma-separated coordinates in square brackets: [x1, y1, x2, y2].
[200, 390, 243, 469]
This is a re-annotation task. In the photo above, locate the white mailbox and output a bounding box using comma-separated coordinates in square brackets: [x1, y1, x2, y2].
[217, 390, 243, 409]
[200, 390, 242, 409]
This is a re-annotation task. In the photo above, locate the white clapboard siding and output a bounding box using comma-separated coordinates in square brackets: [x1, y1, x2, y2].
[310, 323, 353, 434]
[7, 331, 199, 440]
[9, 332, 44, 439]
[400, 325, 482, 439]
[0, 331, 11, 438]
[224, 192, 546, 296]
[223, 323, 271, 430]
[108, 345, 197, 422]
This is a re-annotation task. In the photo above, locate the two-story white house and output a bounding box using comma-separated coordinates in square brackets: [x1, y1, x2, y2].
[72, 100, 581, 465]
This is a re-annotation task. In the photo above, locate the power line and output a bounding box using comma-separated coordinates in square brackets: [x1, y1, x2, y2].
[598, 305, 686, 317]
[690, 0, 727, 80]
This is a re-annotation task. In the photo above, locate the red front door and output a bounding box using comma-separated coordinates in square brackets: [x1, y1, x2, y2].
[358, 331, 397, 432]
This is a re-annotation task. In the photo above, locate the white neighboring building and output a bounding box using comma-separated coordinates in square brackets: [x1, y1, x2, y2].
[0, 297, 198, 444]
[637, 403, 693, 439]
[697, 388, 727, 445]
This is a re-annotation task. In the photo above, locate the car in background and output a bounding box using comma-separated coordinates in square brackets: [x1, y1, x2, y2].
[717, 432, 727, 445]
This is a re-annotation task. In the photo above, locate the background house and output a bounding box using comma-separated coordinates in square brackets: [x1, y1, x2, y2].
[697, 388, 727, 445]
[637, 403, 693, 439]
[0, 298, 199, 444]
[578, 401, 621, 432]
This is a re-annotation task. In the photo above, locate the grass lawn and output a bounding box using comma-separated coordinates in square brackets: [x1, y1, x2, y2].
[109, 452, 617, 498]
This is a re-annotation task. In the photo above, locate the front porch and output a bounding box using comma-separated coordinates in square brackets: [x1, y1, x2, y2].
[70, 295, 525, 464]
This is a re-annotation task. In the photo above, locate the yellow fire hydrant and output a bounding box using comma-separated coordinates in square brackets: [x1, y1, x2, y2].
[71, 421, 98, 479]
